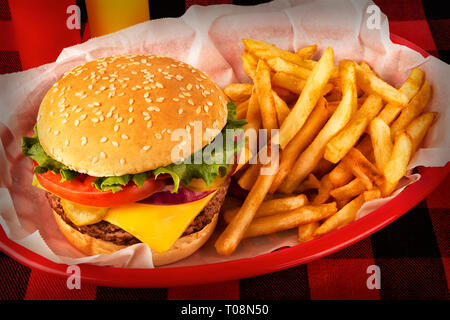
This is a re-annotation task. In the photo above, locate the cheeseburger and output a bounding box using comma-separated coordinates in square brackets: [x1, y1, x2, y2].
[21, 54, 246, 266]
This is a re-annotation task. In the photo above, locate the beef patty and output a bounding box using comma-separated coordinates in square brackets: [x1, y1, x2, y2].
[47, 180, 230, 246]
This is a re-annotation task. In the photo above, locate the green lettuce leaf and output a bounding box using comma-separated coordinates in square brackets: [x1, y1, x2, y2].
[21, 126, 80, 182]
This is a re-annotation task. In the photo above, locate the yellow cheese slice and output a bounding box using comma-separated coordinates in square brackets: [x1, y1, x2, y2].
[103, 192, 216, 254]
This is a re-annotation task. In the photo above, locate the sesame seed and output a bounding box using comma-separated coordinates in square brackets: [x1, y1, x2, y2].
[142, 145, 151, 151]
[75, 120, 80, 126]
[129, 99, 134, 105]
[147, 120, 152, 128]
[204, 105, 209, 112]
[186, 84, 193, 90]
[91, 118, 99, 123]
[144, 92, 150, 98]
[92, 157, 99, 164]
[128, 107, 134, 112]
[116, 117, 123, 123]
[112, 141, 119, 147]
[114, 125, 119, 132]
[155, 82, 164, 88]
[207, 101, 213, 106]
[155, 97, 164, 102]
[196, 106, 201, 114]
[100, 137, 108, 143]
[54, 130, 60, 136]
[128, 118, 134, 124]
[155, 133, 162, 140]
[178, 108, 183, 114]
[65, 139, 69, 146]
[81, 137, 87, 146]
[121, 134, 129, 140]
[100, 152, 107, 158]
[120, 158, 126, 165]
[188, 99, 194, 105]
[62, 119, 67, 124]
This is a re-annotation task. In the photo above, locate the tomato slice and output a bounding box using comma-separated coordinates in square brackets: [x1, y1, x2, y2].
[35, 169, 166, 208]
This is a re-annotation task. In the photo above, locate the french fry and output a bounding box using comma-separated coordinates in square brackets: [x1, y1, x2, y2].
[296, 173, 321, 193]
[215, 158, 278, 255]
[278, 47, 335, 149]
[223, 194, 309, 223]
[390, 81, 431, 140]
[244, 203, 337, 238]
[245, 86, 261, 132]
[221, 40, 438, 252]
[234, 144, 253, 174]
[298, 221, 320, 243]
[377, 68, 425, 125]
[272, 90, 291, 126]
[355, 63, 409, 107]
[328, 135, 372, 187]
[329, 162, 354, 188]
[271, 72, 306, 94]
[279, 81, 354, 193]
[342, 148, 385, 190]
[325, 94, 383, 163]
[270, 97, 329, 193]
[296, 44, 318, 60]
[406, 112, 437, 152]
[267, 57, 311, 79]
[272, 87, 298, 105]
[255, 59, 278, 132]
[241, 51, 258, 80]
[338, 60, 358, 108]
[369, 117, 393, 171]
[330, 178, 366, 201]
[224, 83, 253, 102]
[313, 189, 380, 237]
[237, 164, 260, 190]
[236, 99, 249, 120]
[312, 158, 335, 178]
[242, 38, 313, 67]
[313, 174, 333, 205]
[383, 132, 413, 185]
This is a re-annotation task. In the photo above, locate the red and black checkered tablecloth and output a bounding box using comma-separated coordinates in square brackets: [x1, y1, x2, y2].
[0, 0, 449, 300]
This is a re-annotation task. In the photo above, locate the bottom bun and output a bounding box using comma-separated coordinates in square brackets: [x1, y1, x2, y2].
[52, 210, 218, 267]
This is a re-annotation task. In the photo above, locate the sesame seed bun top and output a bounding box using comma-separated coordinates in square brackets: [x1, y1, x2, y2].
[36, 54, 228, 177]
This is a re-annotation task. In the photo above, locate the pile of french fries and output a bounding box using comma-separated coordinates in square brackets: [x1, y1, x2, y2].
[214, 39, 437, 256]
